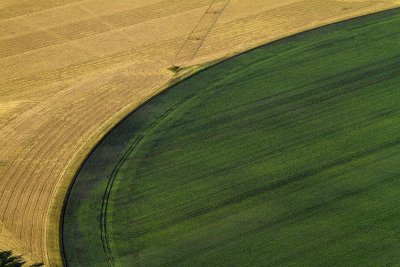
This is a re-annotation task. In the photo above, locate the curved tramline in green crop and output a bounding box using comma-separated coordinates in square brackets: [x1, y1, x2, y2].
[63, 8, 400, 266]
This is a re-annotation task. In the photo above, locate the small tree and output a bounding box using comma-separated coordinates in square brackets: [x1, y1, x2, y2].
[0, 251, 43, 267]
[168, 65, 182, 73]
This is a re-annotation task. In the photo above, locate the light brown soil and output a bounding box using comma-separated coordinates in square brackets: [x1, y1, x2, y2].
[0, 0, 398, 265]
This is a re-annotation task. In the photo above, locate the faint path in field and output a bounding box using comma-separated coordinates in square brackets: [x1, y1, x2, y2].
[174, 0, 231, 66]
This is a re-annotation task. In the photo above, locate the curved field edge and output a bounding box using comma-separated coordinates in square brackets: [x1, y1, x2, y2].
[1, 1, 397, 265]
[60, 7, 400, 266]
[1, 0, 400, 264]
[55, 66, 201, 265]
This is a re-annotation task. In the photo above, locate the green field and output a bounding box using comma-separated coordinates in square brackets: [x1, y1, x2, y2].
[63, 9, 400, 266]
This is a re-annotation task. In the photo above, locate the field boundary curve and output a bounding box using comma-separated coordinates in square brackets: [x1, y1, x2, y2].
[59, 6, 400, 266]
[99, 92, 197, 264]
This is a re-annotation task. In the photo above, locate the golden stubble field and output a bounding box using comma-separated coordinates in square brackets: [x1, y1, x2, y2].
[0, 0, 398, 265]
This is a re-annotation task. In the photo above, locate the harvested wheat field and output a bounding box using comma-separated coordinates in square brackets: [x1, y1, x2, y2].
[0, 0, 399, 265]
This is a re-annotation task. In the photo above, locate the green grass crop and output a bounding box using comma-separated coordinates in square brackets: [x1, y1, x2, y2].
[63, 8, 400, 266]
